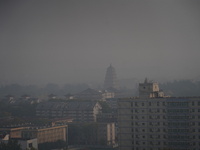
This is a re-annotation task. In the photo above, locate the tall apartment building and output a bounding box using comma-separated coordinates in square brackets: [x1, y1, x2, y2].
[118, 97, 200, 150]
[118, 79, 200, 150]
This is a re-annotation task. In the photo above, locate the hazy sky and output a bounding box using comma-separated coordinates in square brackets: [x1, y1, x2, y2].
[0, 0, 200, 85]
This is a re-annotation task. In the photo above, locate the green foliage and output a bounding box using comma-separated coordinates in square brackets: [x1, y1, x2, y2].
[26, 147, 37, 150]
[98, 101, 112, 113]
[38, 140, 67, 150]
[160, 80, 200, 96]
[0, 101, 37, 118]
[0, 140, 22, 150]
[68, 123, 98, 145]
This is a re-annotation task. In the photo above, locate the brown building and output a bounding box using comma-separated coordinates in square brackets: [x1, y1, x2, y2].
[21, 125, 67, 144]
[0, 127, 28, 139]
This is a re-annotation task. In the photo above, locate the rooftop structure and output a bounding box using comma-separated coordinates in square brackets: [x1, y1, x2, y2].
[139, 78, 165, 98]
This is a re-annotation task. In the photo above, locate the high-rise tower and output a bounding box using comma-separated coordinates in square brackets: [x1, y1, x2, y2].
[103, 64, 118, 90]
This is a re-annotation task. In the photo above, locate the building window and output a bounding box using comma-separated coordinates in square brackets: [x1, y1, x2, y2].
[28, 143, 33, 148]
[149, 102, 151, 106]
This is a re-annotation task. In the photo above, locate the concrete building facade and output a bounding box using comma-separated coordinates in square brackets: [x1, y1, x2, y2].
[21, 125, 67, 144]
[36, 101, 102, 122]
[118, 97, 200, 150]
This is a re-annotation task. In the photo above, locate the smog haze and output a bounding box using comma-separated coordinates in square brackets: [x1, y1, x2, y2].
[0, 0, 200, 85]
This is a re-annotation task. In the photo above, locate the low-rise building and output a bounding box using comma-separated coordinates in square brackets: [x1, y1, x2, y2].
[0, 127, 28, 139]
[36, 101, 102, 122]
[18, 138, 38, 150]
[63, 101, 102, 122]
[21, 125, 67, 144]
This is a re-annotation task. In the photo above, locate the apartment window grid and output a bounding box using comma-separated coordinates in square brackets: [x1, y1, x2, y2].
[119, 98, 200, 150]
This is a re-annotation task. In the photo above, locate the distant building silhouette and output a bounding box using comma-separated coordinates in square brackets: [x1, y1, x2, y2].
[103, 64, 119, 90]
[139, 78, 165, 98]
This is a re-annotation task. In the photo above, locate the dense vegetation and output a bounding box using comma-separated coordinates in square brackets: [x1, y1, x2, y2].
[68, 123, 98, 145]
[0, 140, 22, 150]
[160, 80, 200, 97]
[38, 140, 67, 150]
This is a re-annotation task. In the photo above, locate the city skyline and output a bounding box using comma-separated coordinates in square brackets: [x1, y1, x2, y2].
[0, 0, 200, 85]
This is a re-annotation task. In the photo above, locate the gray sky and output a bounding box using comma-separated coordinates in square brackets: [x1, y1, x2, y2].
[0, 0, 200, 85]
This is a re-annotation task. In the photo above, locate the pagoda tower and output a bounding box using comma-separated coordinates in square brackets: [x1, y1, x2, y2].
[103, 64, 119, 90]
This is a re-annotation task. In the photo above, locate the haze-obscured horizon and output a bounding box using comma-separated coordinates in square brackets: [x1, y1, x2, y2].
[0, 0, 200, 85]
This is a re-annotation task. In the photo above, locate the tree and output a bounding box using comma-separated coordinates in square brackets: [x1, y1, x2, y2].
[38, 140, 67, 150]
[0, 140, 22, 150]
[98, 101, 112, 113]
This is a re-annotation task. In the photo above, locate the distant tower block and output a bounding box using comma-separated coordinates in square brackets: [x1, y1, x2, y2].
[104, 64, 119, 89]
